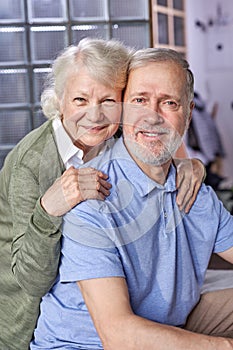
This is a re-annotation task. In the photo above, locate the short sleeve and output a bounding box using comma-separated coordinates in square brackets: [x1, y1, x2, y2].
[60, 209, 126, 282]
[213, 198, 233, 253]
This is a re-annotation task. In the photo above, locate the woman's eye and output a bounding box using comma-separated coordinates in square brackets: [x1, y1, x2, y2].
[74, 97, 86, 103]
[102, 99, 116, 106]
[103, 98, 115, 103]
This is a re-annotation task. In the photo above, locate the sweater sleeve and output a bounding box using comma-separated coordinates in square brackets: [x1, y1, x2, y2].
[9, 159, 62, 297]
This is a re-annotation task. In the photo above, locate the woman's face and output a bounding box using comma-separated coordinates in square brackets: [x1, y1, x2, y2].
[59, 67, 123, 152]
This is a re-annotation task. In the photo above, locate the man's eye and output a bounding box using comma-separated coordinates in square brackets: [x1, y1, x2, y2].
[134, 98, 145, 104]
[166, 100, 175, 105]
[163, 100, 178, 109]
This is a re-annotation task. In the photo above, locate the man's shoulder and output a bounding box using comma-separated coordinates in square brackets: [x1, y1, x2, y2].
[189, 183, 223, 216]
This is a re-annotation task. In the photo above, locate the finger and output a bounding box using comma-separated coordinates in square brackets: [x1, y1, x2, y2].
[178, 188, 193, 212]
[178, 177, 201, 212]
[79, 189, 107, 202]
[176, 178, 196, 210]
[78, 167, 109, 179]
[97, 171, 109, 179]
[76, 175, 111, 192]
[176, 177, 190, 208]
[183, 182, 200, 213]
[97, 183, 111, 197]
[176, 170, 187, 190]
[78, 180, 110, 199]
[79, 181, 111, 198]
[98, 177, 112, 190]
[61, 170, 98, 189]
[183, 174, 203, 213]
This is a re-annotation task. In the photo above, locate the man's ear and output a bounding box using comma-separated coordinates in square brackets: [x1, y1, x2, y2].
[188, 100, 195, 124]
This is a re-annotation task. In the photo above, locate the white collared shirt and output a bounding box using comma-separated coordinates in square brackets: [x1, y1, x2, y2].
[52, 118, 84, 169]
[52, 118, 116, 169]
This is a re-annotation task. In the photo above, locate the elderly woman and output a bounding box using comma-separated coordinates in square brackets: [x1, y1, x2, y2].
[0, 38, 204, 350]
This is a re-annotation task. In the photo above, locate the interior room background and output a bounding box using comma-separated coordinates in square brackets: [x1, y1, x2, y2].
[0, 0, 232, 178]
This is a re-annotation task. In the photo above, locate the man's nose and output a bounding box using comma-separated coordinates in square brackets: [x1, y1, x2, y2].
[145, 102, 164, 124]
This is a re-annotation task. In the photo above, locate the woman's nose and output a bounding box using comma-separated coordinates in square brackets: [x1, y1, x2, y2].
[86, 104, 104, 122]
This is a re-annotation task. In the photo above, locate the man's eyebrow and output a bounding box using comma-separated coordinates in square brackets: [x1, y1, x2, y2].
[161, 94, 179, 99]
[127, 91, 149, 97]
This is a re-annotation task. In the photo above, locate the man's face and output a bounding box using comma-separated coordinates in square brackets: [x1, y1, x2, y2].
[123, 61, 193, 166]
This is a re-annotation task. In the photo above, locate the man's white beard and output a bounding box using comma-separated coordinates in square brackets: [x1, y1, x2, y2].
[124, 129, 184, 166]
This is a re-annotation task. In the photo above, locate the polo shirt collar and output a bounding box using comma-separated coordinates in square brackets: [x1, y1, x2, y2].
[115, 137, 177, 197]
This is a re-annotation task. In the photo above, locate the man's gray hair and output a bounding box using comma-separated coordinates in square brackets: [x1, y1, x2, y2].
[41, 37, 132, 119]
[128, 48, 194, 102]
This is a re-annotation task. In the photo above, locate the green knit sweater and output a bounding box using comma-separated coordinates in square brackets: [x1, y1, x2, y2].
[0, 120, 65, 349]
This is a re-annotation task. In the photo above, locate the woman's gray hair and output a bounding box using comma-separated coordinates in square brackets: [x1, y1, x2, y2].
[41, 37, 132, 119]
[128, 48, 194, 102]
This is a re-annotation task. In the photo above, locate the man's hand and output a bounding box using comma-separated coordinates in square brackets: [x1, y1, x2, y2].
[174, 158, 206, 213]
[41, 166, 111, 217]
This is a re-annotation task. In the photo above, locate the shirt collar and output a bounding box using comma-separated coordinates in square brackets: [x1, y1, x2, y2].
[114, 138, 177, 197]
[53, 118, 116, 169]
[52, 118, 84, 169]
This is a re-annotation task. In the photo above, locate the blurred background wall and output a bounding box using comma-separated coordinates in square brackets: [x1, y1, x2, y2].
[186, 0, 233, 179]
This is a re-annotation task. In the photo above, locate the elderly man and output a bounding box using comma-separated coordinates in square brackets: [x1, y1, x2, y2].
[31, 48, 233, 349]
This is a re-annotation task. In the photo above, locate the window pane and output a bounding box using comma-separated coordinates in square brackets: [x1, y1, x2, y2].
[0, 0, 24, 21]
[71, 24, 108, 43]
[0, 110, 31, 144]
[0, 69, 29, 104]
[157, 0, 167, 6]
[112, 23, 150, 49]
[158, 13, 168, 44]
[0, 27, 26, 64]
[28, 0, 66, 21]
[174, 16, 185, 46]
[0, 149, 11, 169]
[110, 0, 148, 19]
[70, 0, 106, 19]
[33, 68, 51, 104]
[173, 0, 184, 10]
[30, 26, 67, 62]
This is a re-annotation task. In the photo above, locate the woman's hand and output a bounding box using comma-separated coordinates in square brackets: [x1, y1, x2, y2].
[41, 166, 112, 217]
[174, 158, 206, 213]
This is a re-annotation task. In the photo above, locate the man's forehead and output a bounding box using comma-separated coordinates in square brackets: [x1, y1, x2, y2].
[129, 61, 183, 79]
[127, 64, 185, 92]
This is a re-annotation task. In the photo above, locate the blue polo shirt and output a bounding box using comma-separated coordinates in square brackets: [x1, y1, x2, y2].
[31, 137, 233, 349]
